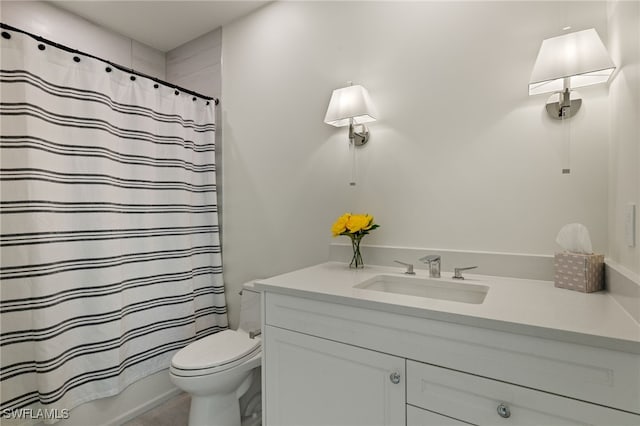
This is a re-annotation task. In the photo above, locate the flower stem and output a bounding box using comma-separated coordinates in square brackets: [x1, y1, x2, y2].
[349, 235, 364, 268]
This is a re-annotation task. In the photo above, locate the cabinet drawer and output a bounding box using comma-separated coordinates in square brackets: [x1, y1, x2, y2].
[265, 292, 640, 413]
[407, 405, 471, 425]
[407, 360, 640, 425]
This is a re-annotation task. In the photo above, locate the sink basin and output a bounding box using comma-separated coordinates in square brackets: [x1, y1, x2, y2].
[354, 274, 489, 304]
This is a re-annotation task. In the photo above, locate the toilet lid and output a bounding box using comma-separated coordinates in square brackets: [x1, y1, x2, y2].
[171, 330, 261, 371]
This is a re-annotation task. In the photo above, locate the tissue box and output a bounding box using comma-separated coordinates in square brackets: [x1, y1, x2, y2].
[554, 253, 604, 293]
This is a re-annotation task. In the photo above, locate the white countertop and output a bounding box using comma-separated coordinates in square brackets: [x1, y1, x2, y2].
[255, 262, 640, 354]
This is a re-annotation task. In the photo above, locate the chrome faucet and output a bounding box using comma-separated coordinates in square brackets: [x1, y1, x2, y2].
[419, 255, 441, 278]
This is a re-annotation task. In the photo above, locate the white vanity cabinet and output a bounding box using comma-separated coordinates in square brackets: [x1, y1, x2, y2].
[264, 325, 405, 426]
[262, 291, 640, 426]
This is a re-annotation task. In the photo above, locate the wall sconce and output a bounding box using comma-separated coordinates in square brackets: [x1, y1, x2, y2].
[529, 28, 615, 120]
[324, 83, 377, 146]
[529, 28, 615, 173]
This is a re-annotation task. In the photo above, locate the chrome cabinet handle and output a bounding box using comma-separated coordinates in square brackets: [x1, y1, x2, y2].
[496, 403, 511, 418]
[389, 372, 401, 384]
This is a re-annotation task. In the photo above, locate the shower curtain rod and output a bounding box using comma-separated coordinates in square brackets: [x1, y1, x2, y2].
[0, 22, 219, 105]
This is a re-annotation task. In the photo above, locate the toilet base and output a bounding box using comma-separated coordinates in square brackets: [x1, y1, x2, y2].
[189, 393, 240, 426]
[187, 372, 254, 426]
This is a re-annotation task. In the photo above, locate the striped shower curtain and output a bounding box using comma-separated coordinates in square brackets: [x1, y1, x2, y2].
[0, 27, 228, 420]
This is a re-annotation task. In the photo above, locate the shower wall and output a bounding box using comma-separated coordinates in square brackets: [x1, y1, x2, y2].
[166, 28, 222, 100]
[1, 2, 179, 425]
[0, 1, 165, 80]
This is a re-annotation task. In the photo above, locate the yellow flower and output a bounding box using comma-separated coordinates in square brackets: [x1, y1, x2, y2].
[331, 213, 351, 236]
[332, 213, 379, 237]
[346, 214, 373, 233]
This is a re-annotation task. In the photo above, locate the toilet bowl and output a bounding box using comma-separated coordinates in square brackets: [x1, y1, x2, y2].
[170, 283, 261, 426]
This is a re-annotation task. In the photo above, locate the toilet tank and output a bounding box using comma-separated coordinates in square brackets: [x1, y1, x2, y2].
[238, 281, 261, 333]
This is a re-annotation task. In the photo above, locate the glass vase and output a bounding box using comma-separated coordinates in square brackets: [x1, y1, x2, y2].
[349, 235, 364, 269]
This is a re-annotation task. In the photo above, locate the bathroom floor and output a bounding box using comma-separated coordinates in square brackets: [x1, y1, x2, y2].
[121, 393, 190, 426]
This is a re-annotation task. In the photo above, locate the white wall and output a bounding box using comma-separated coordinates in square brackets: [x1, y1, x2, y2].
[220, 1, 614, 326]
[607, 0, 640, 276]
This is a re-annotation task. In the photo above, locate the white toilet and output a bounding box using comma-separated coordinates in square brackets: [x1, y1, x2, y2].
[170, 282, 262, 426]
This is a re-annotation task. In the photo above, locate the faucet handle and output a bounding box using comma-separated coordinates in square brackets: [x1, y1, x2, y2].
[394, 260, 415, 275]
[453, 266, 477, 280]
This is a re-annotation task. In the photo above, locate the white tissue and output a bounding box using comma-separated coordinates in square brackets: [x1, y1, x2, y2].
[555, 223, 593, 254]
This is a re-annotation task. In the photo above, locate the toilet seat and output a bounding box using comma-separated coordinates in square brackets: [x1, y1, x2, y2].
[171, 329, 261, 377]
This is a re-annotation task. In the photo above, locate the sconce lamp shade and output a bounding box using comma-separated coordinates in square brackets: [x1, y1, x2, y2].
[324, 84, 377, 127]
[529, 28, 615, 96]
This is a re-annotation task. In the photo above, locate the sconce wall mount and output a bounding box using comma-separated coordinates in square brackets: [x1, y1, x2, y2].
[546, 88, 582, 120]
[350, 123, 370, 146]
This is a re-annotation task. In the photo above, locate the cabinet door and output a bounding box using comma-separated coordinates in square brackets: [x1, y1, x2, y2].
[407, 360, 640, 426]
[264, 325, 405, 426]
